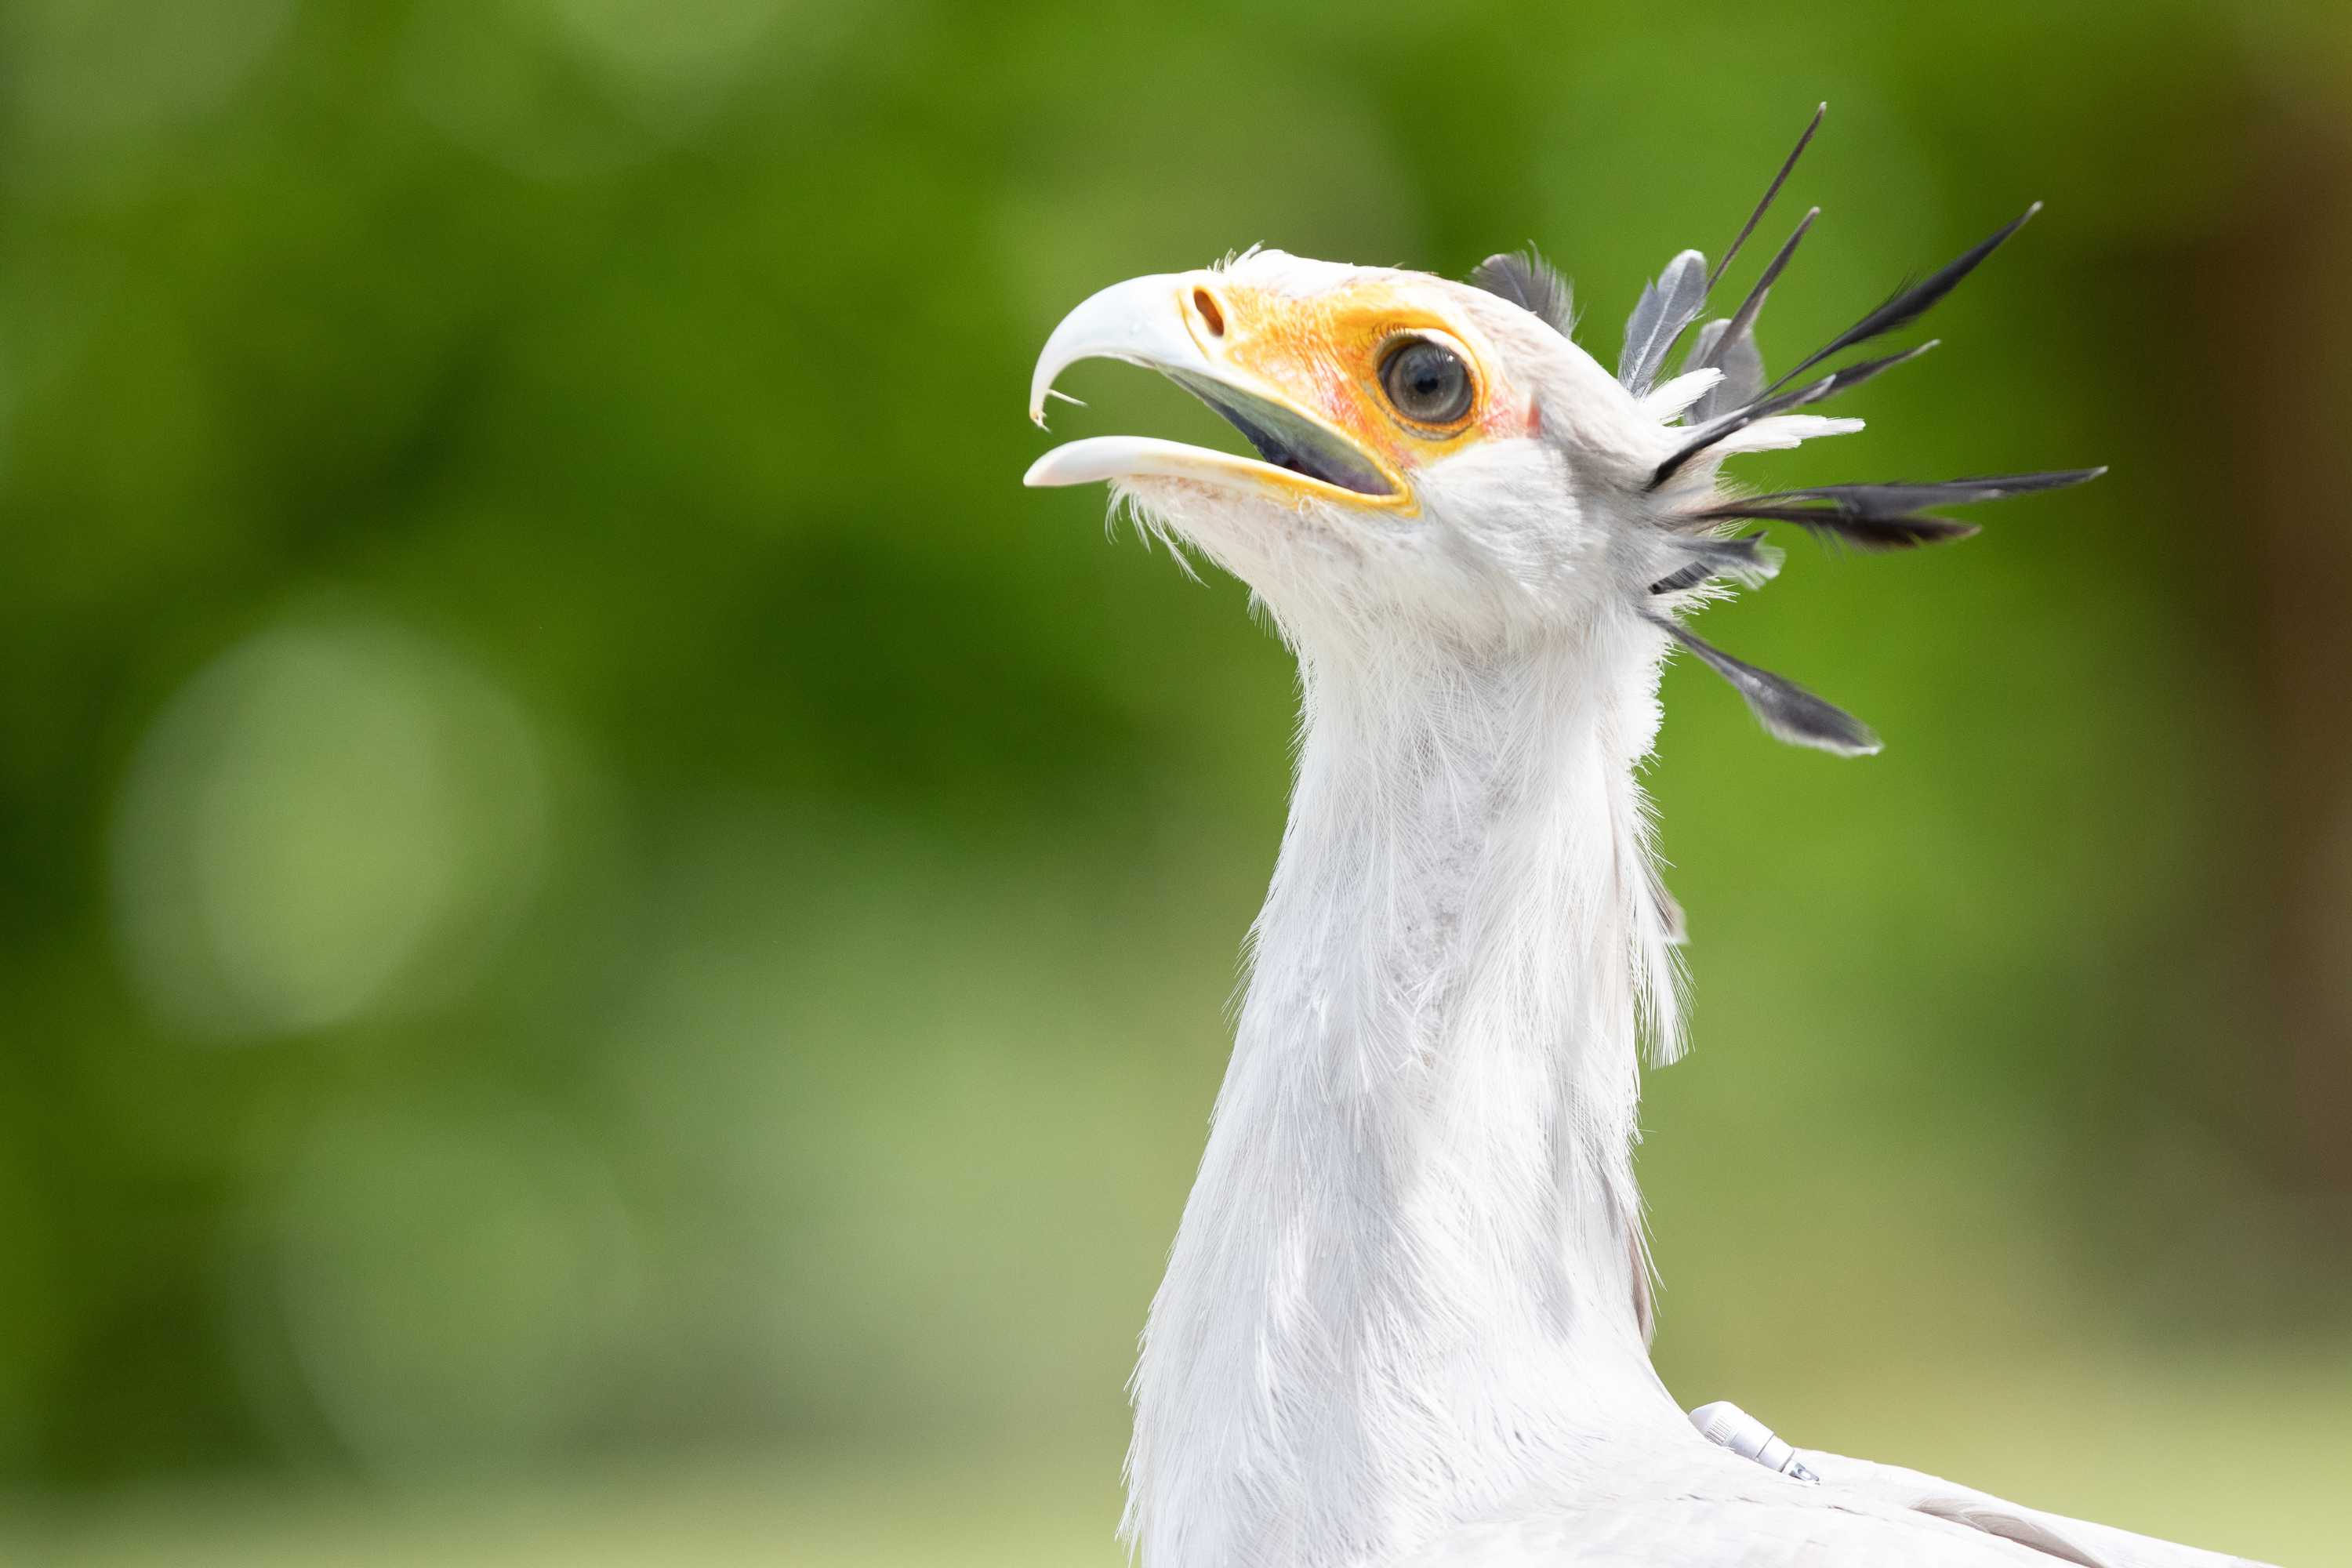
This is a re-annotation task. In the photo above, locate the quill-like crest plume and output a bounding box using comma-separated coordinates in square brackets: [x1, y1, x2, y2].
[1475, 106, 2102, 754]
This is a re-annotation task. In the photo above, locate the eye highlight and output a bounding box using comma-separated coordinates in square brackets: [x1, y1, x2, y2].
[1377, 337, 1475, 427]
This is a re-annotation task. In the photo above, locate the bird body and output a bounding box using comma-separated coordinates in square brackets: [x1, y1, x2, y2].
[1023, 116, 2268, 1568]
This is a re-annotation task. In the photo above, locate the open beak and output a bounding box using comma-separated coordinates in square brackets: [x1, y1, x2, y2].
[1024, 273, 1403, 505]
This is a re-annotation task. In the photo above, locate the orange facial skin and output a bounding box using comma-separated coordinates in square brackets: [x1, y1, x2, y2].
[1178, 274, 1536, 515]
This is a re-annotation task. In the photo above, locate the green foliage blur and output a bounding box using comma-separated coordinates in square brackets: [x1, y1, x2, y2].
[2, 0, 2348, 1561]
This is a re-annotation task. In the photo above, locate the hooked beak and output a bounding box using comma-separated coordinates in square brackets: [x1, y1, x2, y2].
[1024, 273, 1403, 505]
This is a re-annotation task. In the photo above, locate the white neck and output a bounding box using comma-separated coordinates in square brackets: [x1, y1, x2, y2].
[1123, 610, 1692, 1568]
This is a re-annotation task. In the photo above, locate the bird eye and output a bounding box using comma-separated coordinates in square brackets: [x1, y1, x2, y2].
[1377, 338, 1475, 426]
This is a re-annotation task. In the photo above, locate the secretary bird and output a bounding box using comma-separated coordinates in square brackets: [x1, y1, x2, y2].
[1023, 107, 2271, 1568]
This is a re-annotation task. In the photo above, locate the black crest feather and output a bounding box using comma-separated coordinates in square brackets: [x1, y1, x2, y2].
[1710, 470, 2107, 517]
[1709, 103, 1825, 292]
[1649, 340, 1938, 489]
[1468, 249, 1576, 337]
[1692, 469, 2107, 550]
[1531, 115, 2106, 759]
[1648, 560, 1715, 596]
[1703, 506, 1980, 551]
[1646, 612, 1880, 756]
[1693, 208, 1816, 377]
[1763, 203, 2040, 396]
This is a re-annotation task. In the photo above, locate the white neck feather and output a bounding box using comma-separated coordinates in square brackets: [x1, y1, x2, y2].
[1124, 606, 1693, 1568]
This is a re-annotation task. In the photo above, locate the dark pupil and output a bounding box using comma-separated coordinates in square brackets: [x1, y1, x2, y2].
[1382, 341, 1471, 423]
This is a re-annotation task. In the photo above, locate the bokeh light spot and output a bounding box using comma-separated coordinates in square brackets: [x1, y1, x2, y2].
[113, 609, 549, 1040]
[536, 0, 795, 111]
[260, 1098, 641, 1471]
[0, 0, 296, 140]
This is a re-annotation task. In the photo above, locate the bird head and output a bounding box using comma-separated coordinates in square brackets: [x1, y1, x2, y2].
[1025, 109, 2102, 753]
[1026, 249, 1666, 645]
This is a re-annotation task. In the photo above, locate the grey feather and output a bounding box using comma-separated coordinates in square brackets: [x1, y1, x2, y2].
[1468, 249, 1576, 337]
[1686, 314, 1767, 424]
[1650, 340, 1938, 489]
[1646, 612, 1880, 756]
[1648, 534, 1782, 593]
[1697, 321, 1766, 423]
[1682, 319, 1727, 376]
[1618, 249, 1708, 396]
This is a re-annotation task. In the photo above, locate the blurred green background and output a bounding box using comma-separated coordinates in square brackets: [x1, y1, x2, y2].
[3, 0, 2350, 1563]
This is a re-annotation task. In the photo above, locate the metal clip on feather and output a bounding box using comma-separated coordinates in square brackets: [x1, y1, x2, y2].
[1689, 1401, 1823, 1485]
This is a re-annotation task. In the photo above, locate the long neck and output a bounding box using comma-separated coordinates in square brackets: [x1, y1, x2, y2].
[1124, 615, 1690, 1568]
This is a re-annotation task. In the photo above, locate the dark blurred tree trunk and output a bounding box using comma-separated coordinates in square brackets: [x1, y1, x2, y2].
[2204, 103, 2352, 1197]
